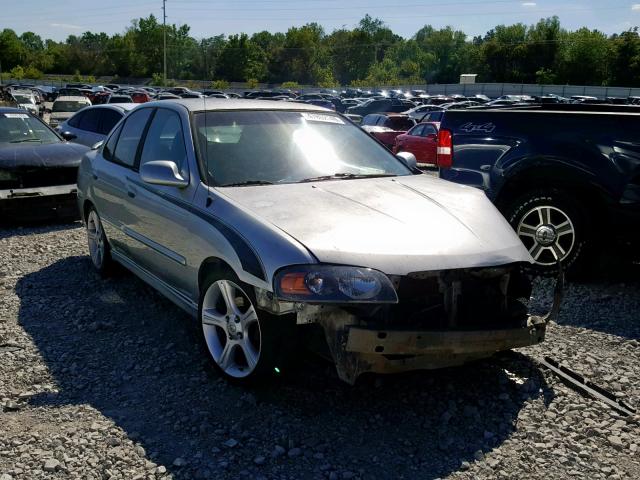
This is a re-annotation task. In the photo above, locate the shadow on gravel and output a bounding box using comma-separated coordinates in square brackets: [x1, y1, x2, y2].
[553, 250, 640, 340]
[0, 218, 81, 240]
[17, 256, 554, 480]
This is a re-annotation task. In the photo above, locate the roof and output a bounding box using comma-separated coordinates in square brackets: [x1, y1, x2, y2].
[84, 103, 138, 111]
[144, 98, 331, 113]
[54, 96, 91, 102]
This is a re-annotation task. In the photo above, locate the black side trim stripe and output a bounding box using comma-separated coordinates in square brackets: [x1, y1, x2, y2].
[127, 178, 266, 281]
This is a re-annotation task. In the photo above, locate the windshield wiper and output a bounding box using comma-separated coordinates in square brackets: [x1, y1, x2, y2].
[10, 138, 42, 143]
[220, 180, 274, 187]
[298, 173, 396, 183]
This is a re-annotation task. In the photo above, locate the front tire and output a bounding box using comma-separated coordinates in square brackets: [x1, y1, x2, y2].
[504, 189, 589, 276]
[199, 270, 294, 383]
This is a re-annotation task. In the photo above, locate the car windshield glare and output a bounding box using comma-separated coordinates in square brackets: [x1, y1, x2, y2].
[194, 110, 411, 186]
[0, 113, 59, 145]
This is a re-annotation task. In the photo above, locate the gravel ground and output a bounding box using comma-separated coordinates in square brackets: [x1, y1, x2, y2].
[1, 221, 639, 480]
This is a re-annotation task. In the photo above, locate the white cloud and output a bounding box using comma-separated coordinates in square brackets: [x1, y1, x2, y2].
[522, 2, 537, 6]
[50, 23, 83, 30]
[633, 4, 640, 11]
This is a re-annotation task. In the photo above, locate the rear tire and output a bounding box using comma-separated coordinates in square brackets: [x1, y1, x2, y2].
[198, 269, 295, 383]
[86, 207, 114, 276]
[504, 189, 590, 276]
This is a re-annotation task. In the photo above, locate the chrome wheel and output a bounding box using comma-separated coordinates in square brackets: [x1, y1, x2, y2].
[517, 205, 575, 266]
[201, 280, 261, 378]
[87, 210, 106, 269]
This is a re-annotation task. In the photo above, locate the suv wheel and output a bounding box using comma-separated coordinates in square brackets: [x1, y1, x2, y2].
[199, 271, 294, 383]
[504, 189, 589, 276]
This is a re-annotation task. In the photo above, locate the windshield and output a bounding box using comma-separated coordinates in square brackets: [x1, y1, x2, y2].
[53, 101, 87, 113]
[194, 110, 411, 186]
[386, 117, 414, 131]
[0, 112, 60, 145]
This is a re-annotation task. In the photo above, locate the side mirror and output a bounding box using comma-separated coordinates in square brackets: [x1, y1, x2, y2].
[140, 160, 189, 188]
[61, 131, 77, 141]
[396, 151, 417, 170]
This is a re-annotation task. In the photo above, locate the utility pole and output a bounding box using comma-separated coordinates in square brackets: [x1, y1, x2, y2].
[162, 0, 167, 85]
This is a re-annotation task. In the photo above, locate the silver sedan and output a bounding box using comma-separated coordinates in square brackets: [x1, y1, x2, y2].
[77, 99, 561, 384]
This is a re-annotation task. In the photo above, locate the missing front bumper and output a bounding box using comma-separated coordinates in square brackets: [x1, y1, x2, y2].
[0, 185, 79, 221]
[316, 270, 564, 384]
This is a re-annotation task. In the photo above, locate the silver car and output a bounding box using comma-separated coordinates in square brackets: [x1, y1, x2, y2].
[77, 99, 562, 384]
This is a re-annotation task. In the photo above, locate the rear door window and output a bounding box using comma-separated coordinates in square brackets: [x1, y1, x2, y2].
[99, 109, 123, 135]
[80, 108, 101, 133]
[111, 108, 153, 168]
[103, 124, 123, 161]
[67, 111, 84, 128]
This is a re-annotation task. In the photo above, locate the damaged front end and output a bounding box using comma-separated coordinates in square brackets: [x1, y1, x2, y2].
[262, 263, 563, 384]
[0, 166, 79, 220]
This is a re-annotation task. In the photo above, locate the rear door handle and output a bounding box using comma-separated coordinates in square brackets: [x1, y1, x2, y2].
[127, 191, 136, 198]
[92, 174, 98, 180]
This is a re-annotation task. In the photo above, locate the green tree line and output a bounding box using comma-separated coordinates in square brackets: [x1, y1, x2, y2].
[1, 14, 640, 87]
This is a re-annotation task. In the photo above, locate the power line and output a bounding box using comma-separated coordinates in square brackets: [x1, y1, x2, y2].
[163, 0, 167, 83]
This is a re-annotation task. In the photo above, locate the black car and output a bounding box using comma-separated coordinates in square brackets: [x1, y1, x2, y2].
[437, 103, 640, 275]
[0, 108, 90, 221]
[346, 98, 416, 116]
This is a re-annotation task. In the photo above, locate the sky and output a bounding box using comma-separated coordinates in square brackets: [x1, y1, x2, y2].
[3, 0, 640, 41]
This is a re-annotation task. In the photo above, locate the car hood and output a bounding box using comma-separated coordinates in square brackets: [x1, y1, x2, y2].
[220, 175, 532, 275]
[0, 141, 90, 170]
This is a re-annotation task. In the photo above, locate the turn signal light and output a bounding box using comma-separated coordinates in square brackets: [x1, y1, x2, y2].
[279, 272, 311, 295]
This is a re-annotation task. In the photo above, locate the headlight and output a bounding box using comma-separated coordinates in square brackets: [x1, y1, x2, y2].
[274, 265, 398, 304]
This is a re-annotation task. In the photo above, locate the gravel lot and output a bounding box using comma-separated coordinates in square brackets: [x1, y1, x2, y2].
[1, 221, 639, 480]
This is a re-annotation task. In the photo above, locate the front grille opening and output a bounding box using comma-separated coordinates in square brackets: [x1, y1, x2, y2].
[0, 167, 78, 190]
[370, 266, 532, 331]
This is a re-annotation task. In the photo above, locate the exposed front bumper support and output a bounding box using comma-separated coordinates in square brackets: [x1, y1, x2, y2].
[316, 270, 564, 385]
[0, 183, 77, 200]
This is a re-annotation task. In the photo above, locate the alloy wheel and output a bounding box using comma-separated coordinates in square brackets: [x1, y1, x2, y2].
[201, 280, 262, 378]
[516, 205, 576, 266]
[87, 210, 105, 269]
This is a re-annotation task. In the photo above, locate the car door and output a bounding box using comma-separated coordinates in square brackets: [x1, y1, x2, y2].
[123, 106, 197, 297]
[91, 107, 154, 255]
[396, 124, 424, 155]
[417, 123, 438, 165]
